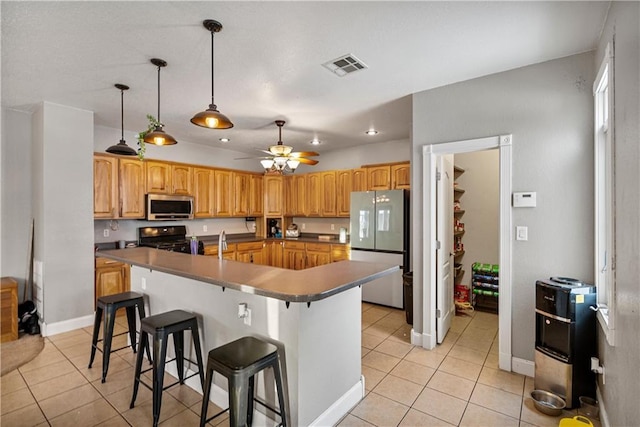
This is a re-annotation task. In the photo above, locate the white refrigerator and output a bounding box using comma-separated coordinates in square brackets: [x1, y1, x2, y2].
[350, 190, 409, 308]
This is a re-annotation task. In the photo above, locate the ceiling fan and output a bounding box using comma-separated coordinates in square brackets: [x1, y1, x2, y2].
[241, 120, 319, 173]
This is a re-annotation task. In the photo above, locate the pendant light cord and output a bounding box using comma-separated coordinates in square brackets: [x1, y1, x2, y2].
[156, 64, 161, 123]
[120, 88, 125, 141]
[210, 30, 215, 106]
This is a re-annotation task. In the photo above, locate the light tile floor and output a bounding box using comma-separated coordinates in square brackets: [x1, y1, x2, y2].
[0, 305, 602, 426]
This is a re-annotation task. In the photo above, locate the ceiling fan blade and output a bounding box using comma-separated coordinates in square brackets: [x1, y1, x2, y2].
[254, 148, 274, 155]
[290, 151, 319, 158]
[297, 158, 319, 165]
[234, 156, 272, 160]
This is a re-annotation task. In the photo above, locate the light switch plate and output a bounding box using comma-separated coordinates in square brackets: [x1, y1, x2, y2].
[516, 226, 528, 241]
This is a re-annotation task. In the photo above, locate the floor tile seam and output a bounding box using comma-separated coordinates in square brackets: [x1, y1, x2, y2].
[386, 371, 429, 387]
[409, 402, 467, 427]
[0, 381, 43, 418]
[475, 378, 526, 398]
[445, 352, 487, 367]
[371, 379, 427, 410]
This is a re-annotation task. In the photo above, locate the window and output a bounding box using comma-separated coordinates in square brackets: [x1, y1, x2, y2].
[594, 43, 615, 345]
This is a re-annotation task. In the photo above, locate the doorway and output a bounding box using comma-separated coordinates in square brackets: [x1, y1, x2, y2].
[420, 134, 513, 372]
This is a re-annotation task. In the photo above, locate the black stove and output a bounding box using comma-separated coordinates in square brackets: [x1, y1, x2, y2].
[138, 226, 204, 255]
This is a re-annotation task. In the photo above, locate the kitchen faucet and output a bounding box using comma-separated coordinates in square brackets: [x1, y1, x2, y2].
[218, 230, 227, 259]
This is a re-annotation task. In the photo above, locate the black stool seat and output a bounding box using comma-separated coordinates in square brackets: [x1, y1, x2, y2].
[89, 291, 149, 383]
[200, 336, 287, 427]
[130, 309, 205, 427]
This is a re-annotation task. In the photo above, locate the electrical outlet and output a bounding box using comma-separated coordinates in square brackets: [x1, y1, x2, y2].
[244, 308, 252, 326]
[203, 225, 208, 232]
[103, 229, 109, 237]
[141, 277, 146, 290]
[302, 223, 306, 230]
[331, 224, 335, 231]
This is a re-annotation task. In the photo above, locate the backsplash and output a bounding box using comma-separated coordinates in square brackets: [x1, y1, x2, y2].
[290, 217, 350, 235]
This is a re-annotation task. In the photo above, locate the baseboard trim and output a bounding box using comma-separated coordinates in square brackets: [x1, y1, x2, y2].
[412, 329, 437, 350]
[511, 356, 534, 377]
[310, 377, 364, 427]
[41, 314, 94, 337]
[596, 385, 609, 427]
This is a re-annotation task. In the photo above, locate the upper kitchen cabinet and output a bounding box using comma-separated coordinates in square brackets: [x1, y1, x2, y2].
[145, 160, 171, 194]
[93, 154, 119, 218]
[264, 175, 283, 216]
[193, 167, 215, 218]
[390, 162, 410, 189]
[249, 174, 264, 216]
[171, 164, 192, 195]
[283, 176, 295, 216]
[320, 171, 337, 217]
[336, 169, 352, 217]
[232, 172, 251, 216]
[293, 175, 307, 216]
[119, 158, 146, 218]
[351, 168, 368, 192]
[306, 172, 322, 216]
[214, 169, 233, 217]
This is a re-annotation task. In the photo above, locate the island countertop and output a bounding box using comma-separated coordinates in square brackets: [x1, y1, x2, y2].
[97, 247, 398, 303]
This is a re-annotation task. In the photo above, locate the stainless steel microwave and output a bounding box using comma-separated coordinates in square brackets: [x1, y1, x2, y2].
[146, 194, 194, 220]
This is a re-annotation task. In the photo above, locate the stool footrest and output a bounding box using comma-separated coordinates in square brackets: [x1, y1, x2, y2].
[253, 396, 283, 418]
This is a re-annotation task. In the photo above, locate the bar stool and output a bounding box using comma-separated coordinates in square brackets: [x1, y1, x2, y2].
[130, 309, 205, 427]
[200, 336, 287, 427]
[89, 291, 149, 383]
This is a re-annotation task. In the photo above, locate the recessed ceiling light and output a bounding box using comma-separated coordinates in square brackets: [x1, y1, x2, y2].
[310, 139, 321, 145]
[365, 130, 378, 136]
[219, 137, 230, 143]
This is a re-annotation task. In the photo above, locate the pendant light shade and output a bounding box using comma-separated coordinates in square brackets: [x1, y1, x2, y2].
[144, 58, 177, 146]
[106, 84, 137, 156]
[190, 19, 233, 129]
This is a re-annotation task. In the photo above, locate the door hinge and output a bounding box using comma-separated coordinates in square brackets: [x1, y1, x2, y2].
[436, 171, 442, 181]
[436, 309, 442, 318]
[435, 240, 441, 250]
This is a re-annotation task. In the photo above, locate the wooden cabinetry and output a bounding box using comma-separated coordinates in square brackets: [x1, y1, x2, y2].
[1, 277, 18, 343]
[93, 155, 119, 218]
[193, 167, 215, 218]
[305, 243, 331, 268]
[236, 241, 267, 265]
[214, 170, 233, 217]
[330, 244, 350, 262]
[171, 164, 192, 195]
[232, 172, 251, 216]
[264, 176, 283, 216]
[367, 165, 391, 190]
[249, 174, 264, 216]
[391, 162, 410, 189]
[145, 161, 171, 194]
[352, 168, 368, 192]
[204, 243, 237, 260]
[306, 173, 322, 216]
[320, 171, 337, 217]
[119, 158, 146, 218]
[269, 240, 284, 267]
[95, 257, 130, 306]
[283, 241, 306, 270]
[283, 176, 295, 217]
[293, 175, 307, 216]
[336, 169, 352, 217]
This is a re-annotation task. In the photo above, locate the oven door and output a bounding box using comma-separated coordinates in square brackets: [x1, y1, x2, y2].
[535, 311, 573, 362]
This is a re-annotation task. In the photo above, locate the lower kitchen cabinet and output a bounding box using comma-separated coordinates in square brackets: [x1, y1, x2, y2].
[331, 244, 350, 262]
[95, 257, 130, 307]
[306, 243, 331, 268]
[269, 240, 284, 268]
[204, 243, 237, 260]
[283, 241, 306, 270]
[236, 241, 268, 265]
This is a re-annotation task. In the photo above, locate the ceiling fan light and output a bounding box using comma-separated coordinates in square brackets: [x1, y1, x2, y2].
[144, 125, 177, 146]
[269, 144, 293, 156]
[190, 105, 234, 129]
[274, 156, 288, 168]
[261, 159, 275, 170]
[286, 159, 300, 171]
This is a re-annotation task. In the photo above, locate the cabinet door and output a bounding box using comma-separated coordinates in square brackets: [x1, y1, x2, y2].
[284, 248, 306, 270]
[352, 168, 368, 192]
[320, 171, 337, 217]
[336, 169, 352, 217]
[283, 176, 296, 216]
[193, 167, 215, 218]
[306, 173, 321, 216]
[249, 175, 264, 216]
[214, 170, 233, 217]
[367, 165, 391, 190]
[172, 164, 192, 195]
[294, 175, 307, 216]
[391, 162, 410, 189]
[119, 158, 146, 218]
[93, 155, 118, 218]
[232, 172, 251, 216]
[204, 244, 237, 260]
[95, 258, 130, 305]
[264, 176, 283, 216]
[146, 161, 171, 194]
[331, 244, 350, 262]
[307, 251, 331, 268]
[236, 242, 266, 264]
[270, 241, 284, 267]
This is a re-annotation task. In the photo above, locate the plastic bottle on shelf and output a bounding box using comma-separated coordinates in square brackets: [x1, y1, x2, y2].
[190, 236, 198, 255]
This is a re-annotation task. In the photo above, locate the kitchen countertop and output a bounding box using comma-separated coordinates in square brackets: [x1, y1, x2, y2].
[97, 247, 394, 303]
[198, 233, 350, 245]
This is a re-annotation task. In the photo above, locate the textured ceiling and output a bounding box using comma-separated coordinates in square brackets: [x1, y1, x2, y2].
[1, 1, 609, 155]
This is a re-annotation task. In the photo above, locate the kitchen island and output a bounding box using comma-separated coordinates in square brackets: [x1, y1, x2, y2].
[97, 247, 398, 426]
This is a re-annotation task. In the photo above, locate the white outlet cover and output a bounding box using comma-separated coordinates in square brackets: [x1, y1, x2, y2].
[203, 225, 208, 232]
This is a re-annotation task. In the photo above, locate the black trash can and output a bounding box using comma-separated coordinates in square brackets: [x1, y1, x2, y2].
[403, 272, 413, 325]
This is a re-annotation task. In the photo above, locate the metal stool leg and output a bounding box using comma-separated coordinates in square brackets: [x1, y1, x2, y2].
[101, 305, 117, 383]
[272, 357, 287, 426]
[88, 306, 103, 368]
[174, 330, 184, 383]
[229, 376, 250, 427]
[199, 364, 215, 427]
[152, 331, 169, 427]
[125, 305, 138, 353]
[130, 330, 148, 409]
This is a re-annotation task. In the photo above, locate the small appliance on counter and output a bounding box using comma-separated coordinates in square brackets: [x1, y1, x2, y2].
[138, 225, 204, 255]
[267, 218, 281, 238]
[286, 223, 299, 238]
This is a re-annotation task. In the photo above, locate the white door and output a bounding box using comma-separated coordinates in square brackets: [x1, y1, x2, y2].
[436, 155, 455, 343]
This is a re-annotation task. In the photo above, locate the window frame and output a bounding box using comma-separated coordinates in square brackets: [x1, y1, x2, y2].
[593, 42, 616, 346]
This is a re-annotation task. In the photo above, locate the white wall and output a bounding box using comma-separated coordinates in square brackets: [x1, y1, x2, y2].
[412, 52, 595, 361]
[454, 150, 499, 288]
[594, 2, 640, 425]
[310, 138, 410, 172]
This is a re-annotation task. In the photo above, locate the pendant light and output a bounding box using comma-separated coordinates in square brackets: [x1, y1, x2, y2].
[144, 58, 178, 146]
[106, 84, 137, 156]
[190, 19, 233, 129]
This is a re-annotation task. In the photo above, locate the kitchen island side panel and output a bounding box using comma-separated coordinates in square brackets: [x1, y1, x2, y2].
[130, 266, 362, 426]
